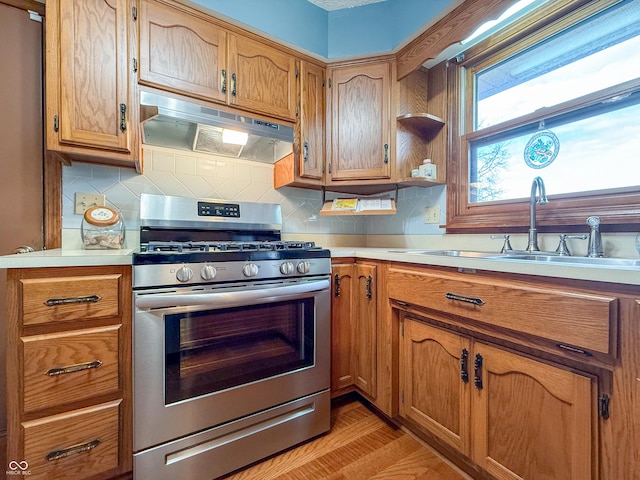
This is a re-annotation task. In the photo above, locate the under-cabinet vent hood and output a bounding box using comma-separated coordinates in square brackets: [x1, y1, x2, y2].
[140, 91, 294, 163]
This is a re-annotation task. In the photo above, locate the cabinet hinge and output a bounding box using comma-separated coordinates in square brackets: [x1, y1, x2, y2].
[132, 58, 138, 73]
[295, 104, 299, 117]
[328, 163, 331, 174]
[53, 115, 59, 132]
[295, 66, 299, 78]
[599, 394, 610, 419]
[132, 6, 137, 21]
[328, 78, 332, 88]
[401, 390, 404, 403]
[401, 323, 404, 337]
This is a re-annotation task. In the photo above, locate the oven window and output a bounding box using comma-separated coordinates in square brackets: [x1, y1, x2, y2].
[165, 298, 315, 404]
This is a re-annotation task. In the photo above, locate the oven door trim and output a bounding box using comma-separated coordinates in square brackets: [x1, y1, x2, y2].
[133, 277, 331, 452]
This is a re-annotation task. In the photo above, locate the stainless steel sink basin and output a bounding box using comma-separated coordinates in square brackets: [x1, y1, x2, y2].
[387, 249, 640, 268]
[497, 254, 640, 268]
[388, 249, 500, 258]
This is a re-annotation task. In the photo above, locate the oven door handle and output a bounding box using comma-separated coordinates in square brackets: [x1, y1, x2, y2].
[135, 279, 330, 310]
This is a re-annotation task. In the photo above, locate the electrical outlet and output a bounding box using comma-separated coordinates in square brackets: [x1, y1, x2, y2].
[75, 193, 105, 214]
[424, 206, 440, 224]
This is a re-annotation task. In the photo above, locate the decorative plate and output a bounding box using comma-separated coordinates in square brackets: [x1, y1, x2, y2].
[524, 130, 560, 169]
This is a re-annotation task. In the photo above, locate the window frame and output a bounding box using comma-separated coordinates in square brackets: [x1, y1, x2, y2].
[446, 0, 640, 233]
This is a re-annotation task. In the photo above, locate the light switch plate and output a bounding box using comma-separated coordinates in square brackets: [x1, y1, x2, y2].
[424, 206, 440, 224]
[74, 193, 106, 214]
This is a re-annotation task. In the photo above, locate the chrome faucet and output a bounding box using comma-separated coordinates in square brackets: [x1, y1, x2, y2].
[526, 177, 548, 252]
[586, 216, 604, 257]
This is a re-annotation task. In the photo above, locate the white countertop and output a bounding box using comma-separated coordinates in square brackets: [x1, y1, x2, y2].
[0, 249, 135, 269]
[1, 247, 638, 286]
[329, 248, 640, 286]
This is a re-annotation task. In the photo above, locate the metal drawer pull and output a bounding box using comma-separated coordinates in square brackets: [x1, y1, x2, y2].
[45, 438, 101, 462]
[334, 274, 341, 297]
[45, 360, 102, 377]
[445, 292, 485, 306]
[44, 294, 101, 307]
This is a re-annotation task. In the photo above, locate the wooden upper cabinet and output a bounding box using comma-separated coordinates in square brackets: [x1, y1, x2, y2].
[327, 60, 393, 183]
[138, 0, 296, 121]
[299, 61, 325, 180]
[228, 34, 297, 121]
[138, 0, 227, 104]
[46, 0, 138, 167]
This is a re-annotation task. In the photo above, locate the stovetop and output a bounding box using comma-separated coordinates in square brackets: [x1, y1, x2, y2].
[133, 194, 332, 287]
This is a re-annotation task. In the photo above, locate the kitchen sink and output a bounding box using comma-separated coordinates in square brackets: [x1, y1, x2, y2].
[497, 254, 640, 268]
[387, 249, 640, 268]
[388, 249, 501, 258]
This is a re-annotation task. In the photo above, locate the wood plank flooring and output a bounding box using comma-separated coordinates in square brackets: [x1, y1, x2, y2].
[221, 397, 471, 480]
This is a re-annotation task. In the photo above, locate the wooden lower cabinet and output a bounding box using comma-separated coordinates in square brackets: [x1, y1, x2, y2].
[6, 265, 132, 480]
[400, 315, 595, 480]
[330, 261, 378, 400]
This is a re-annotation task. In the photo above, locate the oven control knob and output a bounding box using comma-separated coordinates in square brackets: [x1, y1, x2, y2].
[242, 263, 259, 277]
[176, 266, 193, 283]
[296, 261, 311, 274]
[279, 261, 295, 275]
[200, 265, 217, 280]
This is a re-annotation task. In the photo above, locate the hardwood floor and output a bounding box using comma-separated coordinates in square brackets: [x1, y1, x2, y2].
[221, 396, 471, 480]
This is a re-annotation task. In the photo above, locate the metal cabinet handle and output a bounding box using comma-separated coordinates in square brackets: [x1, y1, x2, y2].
[45, 360, 102, 377]
[119, 103, 127, 132]
[303, 141, 309, 162]
[445, 292, 485, 306]
[334, 274, 341, 297]
[231, 72, 237, 97]
[45, 438, 101, 462]
[383, 143, 389, 164]
[460, 348, 469, 383]
[44, 294, 101, 307]
[365, 275, 373, 300]
[221, 69, 227, 94]
[474, 353, 483, 390]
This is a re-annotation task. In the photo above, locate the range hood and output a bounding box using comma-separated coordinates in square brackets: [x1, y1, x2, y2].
[140, 91, 294, 163]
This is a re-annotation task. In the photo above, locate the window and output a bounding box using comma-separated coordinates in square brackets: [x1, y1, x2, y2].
[447, 0, 640, 232]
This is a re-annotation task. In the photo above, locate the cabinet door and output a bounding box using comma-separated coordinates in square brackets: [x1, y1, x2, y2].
[228, 34, 297, 121]
[328, 61, 392, 182]
[299, 61, 325, 180]
[400, 318, 471, 454]
[353, 263, 377, 398]
[138, 0, 227, 104]
[331, 263, 354, 393]
[472, 342, 594, 480]
[48, 0, 133, 154]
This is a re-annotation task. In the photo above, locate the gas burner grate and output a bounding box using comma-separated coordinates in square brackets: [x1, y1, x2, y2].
[142, 240, 318, 254]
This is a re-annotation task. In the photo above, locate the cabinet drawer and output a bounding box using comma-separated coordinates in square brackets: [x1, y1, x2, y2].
[22, 325, 121, 413]
[22, 400, 121, 480]
[20, 274, 121, 325]
[388, 267, 616, 355]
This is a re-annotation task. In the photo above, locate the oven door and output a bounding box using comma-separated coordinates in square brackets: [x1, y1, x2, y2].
[133, 276, 330, 452]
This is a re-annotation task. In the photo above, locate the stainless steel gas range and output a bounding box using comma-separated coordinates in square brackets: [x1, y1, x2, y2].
[132, 194, 331, 480]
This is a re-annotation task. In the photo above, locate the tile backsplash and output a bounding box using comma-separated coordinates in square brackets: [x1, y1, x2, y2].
[62, 146, 446, 243]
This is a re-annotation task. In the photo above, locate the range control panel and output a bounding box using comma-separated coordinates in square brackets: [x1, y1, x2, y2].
[197, 202, 240, 218]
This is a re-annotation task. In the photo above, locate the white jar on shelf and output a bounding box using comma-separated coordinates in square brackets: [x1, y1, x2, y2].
[81, 206, 125, 250]
[418, 159, 437, 179]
